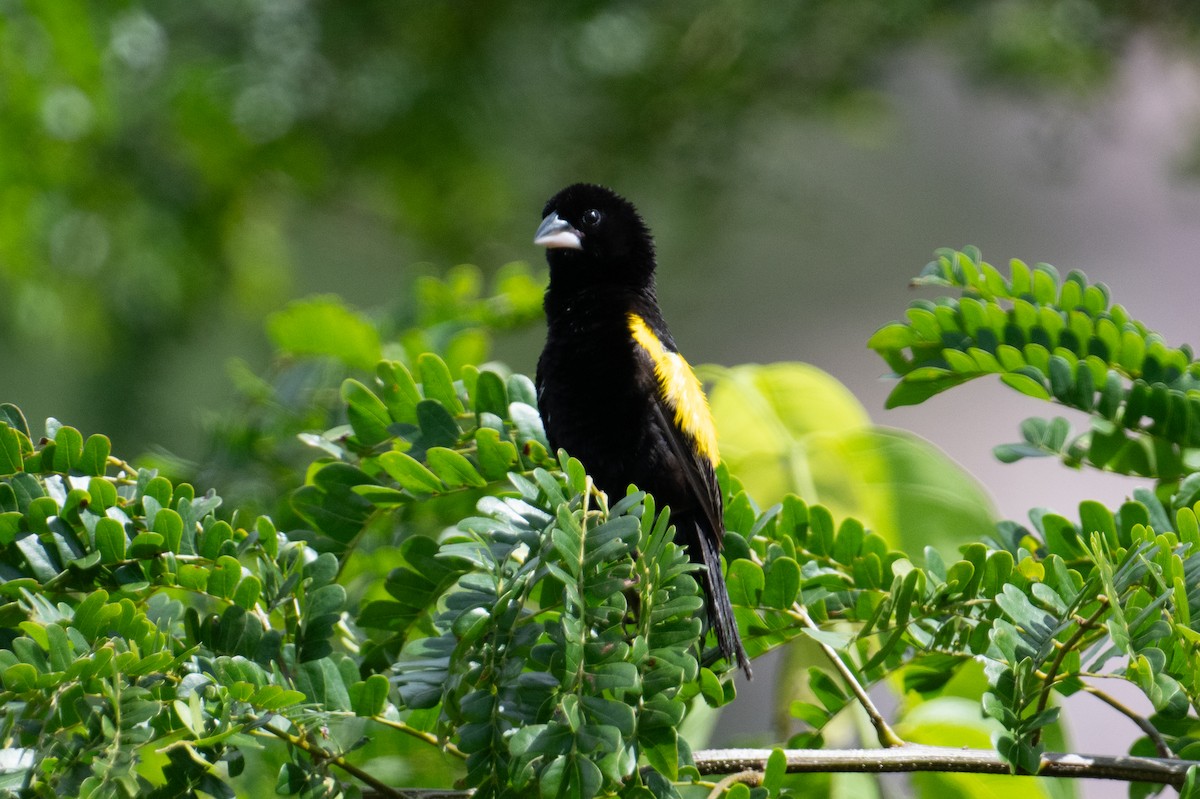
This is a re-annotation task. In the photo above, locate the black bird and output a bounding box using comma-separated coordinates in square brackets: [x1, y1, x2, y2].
[533, 183, 752, 679]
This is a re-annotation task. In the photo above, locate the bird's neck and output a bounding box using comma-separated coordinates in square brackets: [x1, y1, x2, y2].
[544, 282, 658, 332]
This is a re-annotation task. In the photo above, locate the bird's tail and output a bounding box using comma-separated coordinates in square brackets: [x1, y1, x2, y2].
[692, 518, 753, 679]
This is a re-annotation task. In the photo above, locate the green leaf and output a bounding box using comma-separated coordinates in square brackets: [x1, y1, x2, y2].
[0, 512, 21, 546]
[297, 658, 352, 711]
[726, 559, 764, 606]
[507, 374, 538, 407]
[472, 369, 509, 418]
[79, 434, 110, 476]
[349, 673, 391, 717]
[826, 428, 995, 556]
[0, 426, 24, 476]
[801, 628, 853, 650]
[291, 482, 373, 544]
[475, 427, 519, 479]
[762, 557, 800, 608]
[416, 399, 461, 449]
[418, 353, 465, 414]
[698, 668, 725, 707]
[510, 402, 548, 449]
[762, 748, 787, 795]
[377, 451, 444, 494]
[1180, 765, 1200, 799]
[16, 533, 62, 582]
[267, 296, 382, 370]
[425, 447, 488, 488]
[377, 360, 422, 425]
[95, 517, 127, 563]
[152, 508, 184, 553]
[342, 379, 392, 446]
[867, 322, 914, 351]
[208, 556, 241, 599]
[0, 404, 30, 439]
[232, 576, 262, 609]
[2, 662, 38, 692]
[540, 754, 602, 799]
[307, 583, 346, 619]
[1000, 371, 1051, 400]
[52, 425, 84, 472]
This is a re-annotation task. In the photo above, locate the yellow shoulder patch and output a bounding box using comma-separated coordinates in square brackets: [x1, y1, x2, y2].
[628, 313, 720, 466]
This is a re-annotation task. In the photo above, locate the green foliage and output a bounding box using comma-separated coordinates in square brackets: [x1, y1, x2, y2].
[192, 261, 544, 521]
[870, 246, 1200, 486]
[0, 405, 344, 797]
[864, 250, 1200, 777]
[702, 362, 996, 556]
[6, 1, 1180, 362]
[11, 249, 1200, 798]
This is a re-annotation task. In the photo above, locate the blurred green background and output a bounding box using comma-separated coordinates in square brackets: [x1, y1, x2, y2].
[5, 3, 1200, 791]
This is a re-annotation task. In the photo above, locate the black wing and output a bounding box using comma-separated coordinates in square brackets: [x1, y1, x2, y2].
[633, 339, 752, 678]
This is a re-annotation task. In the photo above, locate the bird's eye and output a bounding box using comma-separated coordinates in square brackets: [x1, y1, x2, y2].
[582, 209, 602, 226]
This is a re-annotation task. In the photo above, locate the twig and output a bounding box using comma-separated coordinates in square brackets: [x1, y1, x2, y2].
[706, 770, 762, 799]
[690, 745, 1192, 785]
[357, 746, 1198, 798]
[104, 454, 140, 478]
[1080, 683, 1175, 759]
[371, 717, 465, 758]
[264, 722, 408, 799]
[792, 604, 904, 747]
[1032, 598, 1109, 747]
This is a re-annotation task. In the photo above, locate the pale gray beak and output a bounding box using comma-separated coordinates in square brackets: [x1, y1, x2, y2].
[534, 212, 583, 250]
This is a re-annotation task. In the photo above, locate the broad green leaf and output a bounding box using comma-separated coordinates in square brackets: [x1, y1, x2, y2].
[79, 434, 110, 476]
[507, 374, 538, 407]
[267, 296, 382, 370]
[726, 559, 764, 606]
[233, 576, 262, 609]
[152, 508, 184, 553]
[349, 673, 390, 717]
[1000, 372, 1051, 400]
[208, 556, 241, 599]
[297, 658, 352, 711]
[0, 426, 23, 475]
[377, 360, 422, 424]
[475, 427, 519, 479]
[377, 451, 444, 494]
[0, 404, 29, 439]
[510, 402, 548, 449]
[0, 512, 22, 546]
[416, 399, 461, 449]
[418, 353, 464, 414]
[762, 557, 800, 608]
[95, 517, 126, 563]
[425, 447, 487, 488]
[52, 425, 84, 472]
[291, 483, 373, 544]
[471, 369, 509, 418]
[762, 748, 787, 795]
[903, 699, 1063, 798]
[342, 379, 392, 446]
[816, 427, 995, 557]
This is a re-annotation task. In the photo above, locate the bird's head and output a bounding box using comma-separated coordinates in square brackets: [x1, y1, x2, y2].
[534, 183, 656, 291]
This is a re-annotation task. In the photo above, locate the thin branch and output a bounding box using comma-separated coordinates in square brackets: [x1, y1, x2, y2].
[792, 604, 904, 748]
[1080, 683, 1175, 759]
[105, 454, 140, 478]
[370, 717, 466, 758]
[357, 746, 1197, 798]
[264, 723, 408, 799]
[1032, 598, 1109, 747]
[691, 745, 1192, 786]
[705, 770, 762, 799]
